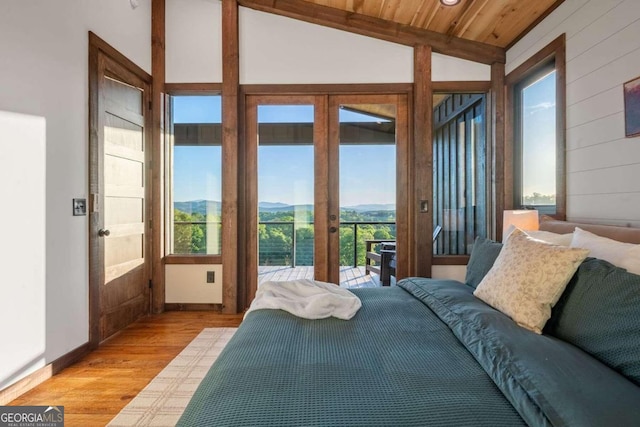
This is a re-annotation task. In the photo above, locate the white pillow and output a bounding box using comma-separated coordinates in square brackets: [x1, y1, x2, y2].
[525, 230, 573, 246]
[474, 228, 589, 334]
[570, 227, 640, 275]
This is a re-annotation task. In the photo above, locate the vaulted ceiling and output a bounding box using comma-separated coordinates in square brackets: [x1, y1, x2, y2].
[301, 0, 564, 48]
[238, 0, 565, 64]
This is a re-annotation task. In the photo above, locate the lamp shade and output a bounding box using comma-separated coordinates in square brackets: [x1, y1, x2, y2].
[502, 210, 539, 242]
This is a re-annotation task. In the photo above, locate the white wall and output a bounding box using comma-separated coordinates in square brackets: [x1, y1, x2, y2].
[165, 4, 490, 85]
[0, 112, 46, 390]
[166, 265, 223, 303]
[432, 265, 466, 282]
[166, 0, 222, 83]
[432, 52, 490, 81]
[0, 0, 151, 390]
[239, 8, 413, 84]
[507, 0, 640, 227]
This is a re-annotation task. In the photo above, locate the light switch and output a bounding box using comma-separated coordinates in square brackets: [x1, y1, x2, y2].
[73, 198, 87, 216]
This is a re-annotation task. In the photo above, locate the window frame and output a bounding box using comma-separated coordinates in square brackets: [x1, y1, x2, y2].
[164, 83, 223, 265]
[506, 35, 566, 222]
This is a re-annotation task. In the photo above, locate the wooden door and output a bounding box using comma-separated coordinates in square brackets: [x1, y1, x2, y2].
[90, 48, 151, 343]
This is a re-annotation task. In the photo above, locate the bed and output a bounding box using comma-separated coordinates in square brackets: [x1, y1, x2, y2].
[178, 220, 640, 427]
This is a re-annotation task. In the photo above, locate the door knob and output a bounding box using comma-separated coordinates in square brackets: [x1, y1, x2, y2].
[329, 214, 337, 221]
[329, 226, 338, 233]
[98, 229, 111, 237]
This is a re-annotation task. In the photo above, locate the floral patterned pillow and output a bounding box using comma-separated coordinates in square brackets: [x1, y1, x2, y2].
[474, 228, 590, 334]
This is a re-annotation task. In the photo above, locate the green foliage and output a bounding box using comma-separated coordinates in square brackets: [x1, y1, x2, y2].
[174, 207, 396, 265]
[173, 209, 221, 254]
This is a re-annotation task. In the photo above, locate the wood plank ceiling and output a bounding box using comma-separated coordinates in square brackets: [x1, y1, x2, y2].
[302, 0, 564, 48]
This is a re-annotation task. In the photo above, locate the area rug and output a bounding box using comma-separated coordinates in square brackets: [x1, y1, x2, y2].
[107, 328, 237, 427]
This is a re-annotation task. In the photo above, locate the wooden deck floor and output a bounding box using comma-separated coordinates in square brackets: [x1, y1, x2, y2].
[259, 266, 383, 288]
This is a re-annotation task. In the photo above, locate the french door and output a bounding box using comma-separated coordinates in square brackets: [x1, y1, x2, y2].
[245, 93, 408, 304]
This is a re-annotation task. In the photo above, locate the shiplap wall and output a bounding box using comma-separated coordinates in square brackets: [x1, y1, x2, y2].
[507, 0, 640, 227]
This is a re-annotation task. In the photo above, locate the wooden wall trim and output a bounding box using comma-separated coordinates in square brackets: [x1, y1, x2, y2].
[241, 83, 413, 95]
[222, 0, 240, 313]
[555, 35, 567, 221]
[163, 255, 223, 264]
[88, 33, 101, 348]
[432, 81, 491, 93]
[0, 366, 52, 405]
[243, 96, 258, 307]
[237, 0, 505, 65]
[151, 0, 166, 314]
[165, 83, 222, 94]
[491, 62, 506, 240]
[88, 32, 151, 83]
[0, 343, 91, 405]
[164, 303, 223, 311]
[505, 34, 565, 85]
[413, 44, 433, 278]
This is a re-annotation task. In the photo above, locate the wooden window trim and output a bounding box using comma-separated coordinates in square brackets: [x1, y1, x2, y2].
[505, 34, 566, 220]
[165, 83, 222, 95]
[164, 88, 224, 264]
[164, 255, 222, 265]
[241, 83, 413, 96]
[433, 255, 470, 265]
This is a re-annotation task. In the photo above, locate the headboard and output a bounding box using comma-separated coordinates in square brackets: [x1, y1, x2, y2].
[539, 217, 640, 244]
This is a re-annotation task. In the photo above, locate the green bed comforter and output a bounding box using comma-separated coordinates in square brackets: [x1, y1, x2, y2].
[178, 279, 640, 426]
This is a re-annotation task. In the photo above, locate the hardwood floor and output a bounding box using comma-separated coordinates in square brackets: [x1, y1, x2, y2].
[8, 311, 243, 427]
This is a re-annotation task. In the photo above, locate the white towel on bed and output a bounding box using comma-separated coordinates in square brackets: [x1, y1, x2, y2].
[245, 279, 362, 320]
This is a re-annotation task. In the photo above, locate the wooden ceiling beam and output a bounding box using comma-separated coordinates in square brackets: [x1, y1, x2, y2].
[447, 0, 491, 39]
[237, 0, 505, 64]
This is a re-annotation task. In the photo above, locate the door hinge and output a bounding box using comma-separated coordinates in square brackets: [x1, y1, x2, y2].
[148, 101, 152, 111]
[149, 279, 153, 289]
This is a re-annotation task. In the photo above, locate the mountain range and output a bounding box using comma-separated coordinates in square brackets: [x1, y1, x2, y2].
[174, 200, 395, 215]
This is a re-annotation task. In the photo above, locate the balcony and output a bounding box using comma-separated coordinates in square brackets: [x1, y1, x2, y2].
[173, 220, 395, 288]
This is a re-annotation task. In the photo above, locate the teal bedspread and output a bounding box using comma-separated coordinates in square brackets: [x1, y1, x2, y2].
[179, 282, 525, 426]
[178, 278, 640, 426]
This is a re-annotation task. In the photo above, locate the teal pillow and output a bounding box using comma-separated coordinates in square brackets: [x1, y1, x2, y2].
[464, 237, 502, 289]
[545, 258, 640, 385]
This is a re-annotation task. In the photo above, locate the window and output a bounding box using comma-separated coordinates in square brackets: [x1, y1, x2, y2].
[514, 61, 557, 215]
[167, 94, 222, 255]
[507, 35, 566, 219]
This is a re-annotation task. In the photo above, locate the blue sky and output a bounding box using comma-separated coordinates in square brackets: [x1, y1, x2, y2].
[172, 96, 395, 206]
[521, 70, 556, 199]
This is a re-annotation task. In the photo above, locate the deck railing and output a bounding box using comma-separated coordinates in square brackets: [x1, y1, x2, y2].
[174, 220, 396, 267]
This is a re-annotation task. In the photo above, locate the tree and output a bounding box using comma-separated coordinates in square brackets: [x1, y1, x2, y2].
[173, 209, 206, 253]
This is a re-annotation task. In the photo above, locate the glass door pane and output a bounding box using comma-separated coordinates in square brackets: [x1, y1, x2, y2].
[338, 103, 396, 287]
[432, 93, 487, 256]
[257, 105, 315, 286]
